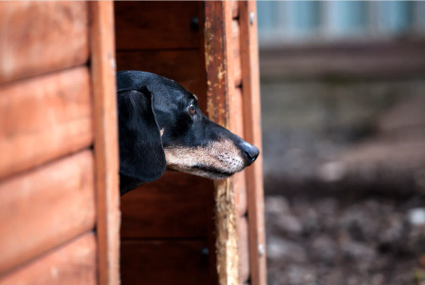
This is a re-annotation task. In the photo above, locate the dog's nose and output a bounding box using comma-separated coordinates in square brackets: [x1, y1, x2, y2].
[241, 142, 259, 165]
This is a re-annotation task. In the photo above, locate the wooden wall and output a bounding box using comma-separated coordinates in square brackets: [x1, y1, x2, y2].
[0, 2, 120, 284]
[115, 2, 266, 285]
[114, 2, 218, 284]
[0, 1, 96, 283]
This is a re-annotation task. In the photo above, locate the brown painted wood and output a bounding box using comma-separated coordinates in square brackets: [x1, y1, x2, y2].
[115, 1, 200, 50]
[239, 217, 250, 283]
[197, 5, 221, 285]
[234, 170, 248, 216]
[204, 1, 240, 284]
[0, 232, 97, 285]
[0, 1, 89, 84]
[0, 151, 95, 274]
[120, 172, 214, 238]
[90, 2, 120, 285]
[116, 50, 206, 111]
[121, 240, 211, 285]
[233, 20, 242, 87]
[231, 87, 248, 216]
[231, 1, 239, 19]
[0, 67, 92, 180]
[239, 2, 267, 285]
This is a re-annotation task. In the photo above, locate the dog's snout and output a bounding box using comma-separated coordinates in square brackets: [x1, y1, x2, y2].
[241, 142, 259, 165]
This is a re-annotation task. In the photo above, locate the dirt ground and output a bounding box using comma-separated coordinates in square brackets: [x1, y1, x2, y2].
[265, 195, 425, 285]
[261, 79, 425, 285]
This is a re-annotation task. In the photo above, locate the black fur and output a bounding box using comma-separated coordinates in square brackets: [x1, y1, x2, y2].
[117, 71, 259, 195]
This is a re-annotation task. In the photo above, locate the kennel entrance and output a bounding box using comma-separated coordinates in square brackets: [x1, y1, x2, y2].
[115, 1, 265, 284]
[0, 1, 265, 284]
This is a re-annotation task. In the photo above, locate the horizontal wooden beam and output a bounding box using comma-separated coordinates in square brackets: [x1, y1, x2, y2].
[0, 1, 89, 84]
[0, 67, 93, 179]
[0, 151, 96, 274]
[114, 1, 200, 50]
[0, 232, 97, 285]
[120, 172, 214, 238]
[121, 240, 211, 285]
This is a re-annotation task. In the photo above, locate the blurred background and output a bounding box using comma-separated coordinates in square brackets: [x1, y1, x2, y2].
[257, 1, 425, 285]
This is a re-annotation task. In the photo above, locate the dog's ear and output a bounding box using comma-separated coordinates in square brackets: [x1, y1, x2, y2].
[117, 89, 166, 187]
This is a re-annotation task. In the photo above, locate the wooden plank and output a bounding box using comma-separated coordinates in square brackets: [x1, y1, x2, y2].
[204, 1, 240, 285]
[233, 20, 242, 87]
[234, 170, 248, 216]
[239, 217, 250, 283]
[90, 2, 120, 285]
[116, 50, 206, 111]
[197, 5, 220, 285]
[115, 1, 200, 50]
[0, 233, 97, 285]
[230, 88, 247, 216]
[121, 172, 214, 238]
[0, 67, 92, 180]
[121, 240, 211, 285]
[0, 151, 95, 274]
[239, 2, 267, 285]
[232, 1, 240, 19]
[0, 1, 89, 84]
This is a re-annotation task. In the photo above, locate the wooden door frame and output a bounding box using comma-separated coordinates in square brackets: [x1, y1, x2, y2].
[204, 1, 266, 285]
[89, 1, 266, 284]
[239, 2, 267, 285]
[204, 1, 240, 285]
[90, 2, 120, 285]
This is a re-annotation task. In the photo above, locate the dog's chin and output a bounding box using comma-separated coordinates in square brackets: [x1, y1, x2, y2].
[166, 165, 239, 180]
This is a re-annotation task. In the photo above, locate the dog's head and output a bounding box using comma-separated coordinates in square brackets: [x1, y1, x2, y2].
[117, 71, 259, 195]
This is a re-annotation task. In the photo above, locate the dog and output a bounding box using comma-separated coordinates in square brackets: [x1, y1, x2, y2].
[117, 71, 259, 195]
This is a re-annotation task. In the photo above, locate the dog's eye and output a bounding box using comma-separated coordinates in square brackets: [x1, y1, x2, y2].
[188, 103, 196, 115]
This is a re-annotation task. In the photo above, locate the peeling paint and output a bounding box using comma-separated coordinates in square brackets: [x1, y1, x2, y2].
[204, 2, 241, 284]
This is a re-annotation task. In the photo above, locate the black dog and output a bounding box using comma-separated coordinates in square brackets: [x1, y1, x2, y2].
[117, 71, 259, 195]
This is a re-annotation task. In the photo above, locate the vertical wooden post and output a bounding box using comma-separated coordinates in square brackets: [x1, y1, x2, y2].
[204, 1, 240, 285]
[90, 2, 121, 285]
[239, 1, 267, 285]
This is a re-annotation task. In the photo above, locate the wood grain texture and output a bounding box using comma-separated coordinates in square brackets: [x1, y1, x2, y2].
[0, 151, 95, 274]
[234, 170, 248, 216]
[231, 87, 247, 216]
[0, 1, 89, 84]
[116, 50, 206, 111]
[0, 233, 97, 285]
[239, 217, 250, 283]
[233, 20, 242, 87]
[121, 172, 214, 238]
[115, 1, 200, 50]
[90, 2, 120, 285]
[231, 1, 239, 19]
[204, 1, 240, 284]
[0, 67, 92, 180]
[121, 240, 211, 285]
[239, 2, 267, 285]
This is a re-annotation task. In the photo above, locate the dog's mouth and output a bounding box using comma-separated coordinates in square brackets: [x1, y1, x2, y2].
[166, 164, 235, 179]
[163, 139, 247, 179]
[190, 165, 234, 179]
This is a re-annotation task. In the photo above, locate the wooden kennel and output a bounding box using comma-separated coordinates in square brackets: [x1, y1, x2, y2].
[0, 1, 265, 285]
